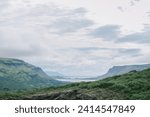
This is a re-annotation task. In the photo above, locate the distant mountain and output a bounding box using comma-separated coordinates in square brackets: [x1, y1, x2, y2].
[98, 63, 150, 79]
[45, 71, 64, 77]
[0, 58, 66, 91]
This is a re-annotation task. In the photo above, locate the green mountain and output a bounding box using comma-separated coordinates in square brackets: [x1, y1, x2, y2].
[97, 63, 150, 79]
[0, 58, 65, 91]
[1, 68, 150, 100]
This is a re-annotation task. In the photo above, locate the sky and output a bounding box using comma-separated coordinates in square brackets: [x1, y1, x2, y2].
[0, 0, 150, 76]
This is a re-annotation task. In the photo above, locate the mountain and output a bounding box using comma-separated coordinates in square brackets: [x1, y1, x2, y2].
[1, 68, 150, 100]
[97, 63, 150, 79]
[0, 58, 66, 91]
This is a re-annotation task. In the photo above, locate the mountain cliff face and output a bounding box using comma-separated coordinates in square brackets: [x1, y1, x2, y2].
[98, 63, 150, 79]
[0, 58, 65, 91]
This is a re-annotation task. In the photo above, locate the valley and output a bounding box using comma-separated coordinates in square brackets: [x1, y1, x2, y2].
[0, 68, 150, 100]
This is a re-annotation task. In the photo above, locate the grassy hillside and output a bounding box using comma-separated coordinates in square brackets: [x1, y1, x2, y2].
[0, 68, 150, 100]
[0, 58, 65, 91]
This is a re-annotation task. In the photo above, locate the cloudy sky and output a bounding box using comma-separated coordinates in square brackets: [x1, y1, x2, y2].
[0, 0, 150, 76]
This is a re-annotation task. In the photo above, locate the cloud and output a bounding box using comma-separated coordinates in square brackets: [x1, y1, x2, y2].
[147, 12, 150, 17]
[129, 0, 141, 6]
[0, 0, 149, 76]
[0, 2, 94, 57]
[68, 47, 101, 52]
[61, 47, 141, 61]
[117, 6, 124, 12]
[0, 0, 9, 10]
[89, 24, 150, 44]
[28, 5, 87, 17]
[117, 0, 141, 13]
[134, 0, 140, 2]
[117, 27, 150, 43]
[130, 1, 135, 6]
[49, 18, 93, 34]
[89, 25, 121, 40]
[0, 3, 94, 34]
[0, 2, 96, 75]
[118, 48, 141, 57]
[53, 46, 142, 76]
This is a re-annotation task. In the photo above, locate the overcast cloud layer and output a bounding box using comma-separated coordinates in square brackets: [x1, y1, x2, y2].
[0, 0, 150, 76]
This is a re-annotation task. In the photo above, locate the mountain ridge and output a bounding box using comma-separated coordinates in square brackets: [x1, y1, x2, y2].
[0, 58, 66, 91]
[97, 63, 150, 79]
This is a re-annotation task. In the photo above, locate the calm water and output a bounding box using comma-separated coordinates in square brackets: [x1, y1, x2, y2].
[55, 76, 97, 82]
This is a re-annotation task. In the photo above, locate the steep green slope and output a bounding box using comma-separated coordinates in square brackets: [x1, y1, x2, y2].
[1, 68, 150, 100]
[97, 63, 150, 79]
[0, 58, 65, 91]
